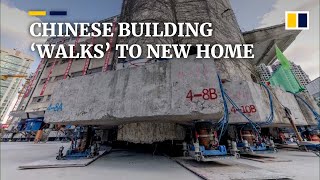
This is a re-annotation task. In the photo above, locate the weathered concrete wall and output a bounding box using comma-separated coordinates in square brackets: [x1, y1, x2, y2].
[273, 88, 308, 126]
[224, 81, 278, 124]
[175, 0, 244, 44]
[175, 0, 256, 82]
[295, 92, 319, 126]
[26, 0, 256, 119]
[120, 0, 243, 47]
[45, 63, 314, 128]
[223, 81, 308, 126]
[24, 35, 110, 114]
[119, 0, 175, 58]
[45, 57, 223, 125]
[119, 0, 256, 82]
[117, 122, 185, 144]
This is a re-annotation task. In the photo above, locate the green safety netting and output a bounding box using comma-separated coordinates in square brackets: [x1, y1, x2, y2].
[268, 45, 305, 93]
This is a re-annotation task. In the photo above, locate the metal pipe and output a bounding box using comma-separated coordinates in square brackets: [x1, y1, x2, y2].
[285, 107, 303, 142]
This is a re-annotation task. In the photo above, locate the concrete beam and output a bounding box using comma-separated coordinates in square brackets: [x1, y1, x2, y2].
[273, 88, 309, 126]
[295, 92, 319, 126]
[44, 57, 224, 125]
[224, 80, 308, 126]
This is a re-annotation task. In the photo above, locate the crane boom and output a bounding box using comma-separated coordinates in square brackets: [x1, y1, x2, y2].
[0, 74, 27, 81]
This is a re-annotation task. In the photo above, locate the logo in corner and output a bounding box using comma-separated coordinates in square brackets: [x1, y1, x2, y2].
[285, 11, 309, 30]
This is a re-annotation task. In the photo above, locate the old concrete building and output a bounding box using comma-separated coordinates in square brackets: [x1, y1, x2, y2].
[290, 61, 311, 87]
[10, 16, 117, 120]
[118, 0, 255, 82]
[10, 0, 318, 143]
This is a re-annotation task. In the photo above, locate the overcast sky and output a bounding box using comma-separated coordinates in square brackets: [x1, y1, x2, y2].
[1, 0, 319, 80]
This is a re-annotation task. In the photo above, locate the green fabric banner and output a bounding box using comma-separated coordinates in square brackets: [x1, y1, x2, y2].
[275, 45, 291, 70]
[268, 45, 305, 93]
[269, 66, 305, 93]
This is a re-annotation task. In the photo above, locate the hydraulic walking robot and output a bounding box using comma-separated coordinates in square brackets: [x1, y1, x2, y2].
[56, 126, 100, 160]
[235, 125, 277, 154]
[183, 121, 240, 162]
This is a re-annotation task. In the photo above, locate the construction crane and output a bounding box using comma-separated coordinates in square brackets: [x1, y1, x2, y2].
[0, 74, 27, 81]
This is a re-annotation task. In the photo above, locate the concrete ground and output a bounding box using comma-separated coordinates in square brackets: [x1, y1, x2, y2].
[234, 151, 320, 180]
[0, 142, 200, 180]
[175, 150, 320, 180]
[1, 142, 319, 180]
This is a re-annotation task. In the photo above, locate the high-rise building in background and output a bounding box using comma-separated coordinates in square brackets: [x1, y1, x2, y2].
[5, 76, 33, 128]
[0, 48, 34, 123]
[290, 62, 311, 87]
[271, 62, 281, 72]
[263, 61, 311, 88]
[269, 64, 305, 93]
[256, 64, 272, 83]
